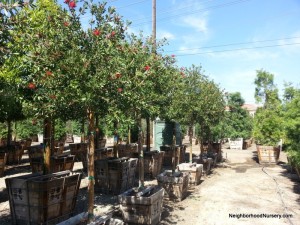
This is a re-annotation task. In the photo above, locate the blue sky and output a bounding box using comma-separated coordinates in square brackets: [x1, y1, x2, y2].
[61, 0, 300, 103]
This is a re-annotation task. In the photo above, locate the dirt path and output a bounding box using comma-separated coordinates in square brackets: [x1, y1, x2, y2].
[1, 143, 299, 225]
[160, 145, 300, 225]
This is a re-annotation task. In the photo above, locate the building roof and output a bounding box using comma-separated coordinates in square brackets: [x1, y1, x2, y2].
[241, 104, 258, 111]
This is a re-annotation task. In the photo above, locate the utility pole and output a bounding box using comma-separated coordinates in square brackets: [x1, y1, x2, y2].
[146, 0, 156, 152]
[152, 0, 156, 50]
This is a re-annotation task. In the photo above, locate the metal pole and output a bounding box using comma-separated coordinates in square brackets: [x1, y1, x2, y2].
[152, 0, 156, 50]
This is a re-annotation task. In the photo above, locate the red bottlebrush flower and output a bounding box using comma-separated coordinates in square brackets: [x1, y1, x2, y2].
[28, 82, 36, 89]
[69, 1, 76, 8]
[117, 88, 122, 93]
[64, 0, 70, 3]
[115, 72, 121, 79]
[111, 31, 116, 37]
[144, 65, 150, 71]
[45, 71, 52, 76]
[63, 21, 69, 27]
[171, 54, 175, 57]
[93, 29, 101, 36]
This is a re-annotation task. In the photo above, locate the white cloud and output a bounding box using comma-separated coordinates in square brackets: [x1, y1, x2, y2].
[182, 16, 208, 33]
[157, 30, 175, 41]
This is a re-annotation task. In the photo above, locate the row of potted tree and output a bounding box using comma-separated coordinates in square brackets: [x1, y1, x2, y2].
[0, 0, 226, 224]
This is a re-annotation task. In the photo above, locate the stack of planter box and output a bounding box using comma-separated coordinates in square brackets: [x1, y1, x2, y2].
[94, 157, 138, 194]
[5, 171, 81, 224]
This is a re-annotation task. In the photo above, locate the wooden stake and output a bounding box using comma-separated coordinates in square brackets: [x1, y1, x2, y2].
[43, 118, 53, 174]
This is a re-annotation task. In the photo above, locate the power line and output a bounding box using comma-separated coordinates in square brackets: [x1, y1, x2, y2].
[173, 42, 300, 57]
[165, 36, 300, 53]
[116, 0, 150, 9]
[127, 0, 215, 22]
[131, 0, 251, 27]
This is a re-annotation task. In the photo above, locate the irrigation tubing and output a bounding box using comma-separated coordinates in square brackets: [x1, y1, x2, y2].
[261, 166, 295, 225]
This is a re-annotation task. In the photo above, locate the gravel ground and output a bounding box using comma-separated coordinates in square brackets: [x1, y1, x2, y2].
[1, 140, 300, 225]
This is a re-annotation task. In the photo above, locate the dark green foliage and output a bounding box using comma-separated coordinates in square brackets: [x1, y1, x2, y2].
[219, 92, 253, 140]
[253, 70, 283, 146]
[15, 118, 42, 139]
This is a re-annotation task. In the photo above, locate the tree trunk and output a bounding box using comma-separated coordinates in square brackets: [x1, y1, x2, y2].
[13, 121, 17, 142]
[146, 117, 150, 152]
[113, 121, 119, 158]
[87, 109, 95, 222]
[188, 125, 193, 163]
[6, 120, 12, 146]
[95, 114, 99, 149]
[138, 116, 144, 188]
[172, 121, 176, 173]
[43, 118, 53, 174]
[81, 118, 85, 143]
[127, 126, 131, 144]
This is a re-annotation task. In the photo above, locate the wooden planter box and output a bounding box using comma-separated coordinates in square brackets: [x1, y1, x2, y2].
[257, 145, 280, 164]
[117, 143, 138, 158]
[160, 145, 181, 167]
[28, 145, 44, 160]
[69, 143, 88, 171]
[177, 163, 203, 185]
[201, 158, 213, 175]
[157, 170, 189, 201]
[228, 138, 243, 150]
[6, 144, 23, 165]
[95, 147, 113, 160]
[295, 166, 300, 181]
[144, 151, 165, 178]
[118, 186, 164, 225]
[29, 154, 75, 173]
[98, 139, 107, 148]
[0, 151, 8, 177]
[212, 143, 222, 162]
[179, 145, 187, 163]
[5, 170, 81, 225]
[242, 139, 252, 150]
[51, 154, 75, 173]
[6, 140, 32, 165]
[95, 157, 138, 194]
